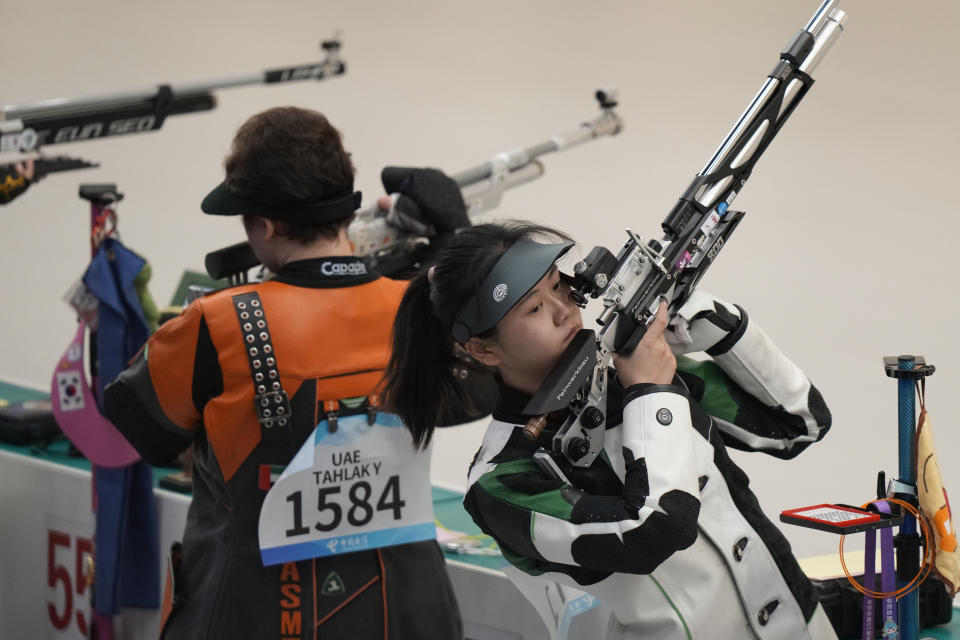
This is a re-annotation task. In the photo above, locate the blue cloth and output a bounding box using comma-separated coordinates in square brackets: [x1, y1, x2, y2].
[93, 462, 160, 611]
[83, 238, 159, 614]
[83, 238, 150, 399]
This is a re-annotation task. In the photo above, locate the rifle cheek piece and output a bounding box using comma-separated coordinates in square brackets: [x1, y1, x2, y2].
[449, 239, 574, 342]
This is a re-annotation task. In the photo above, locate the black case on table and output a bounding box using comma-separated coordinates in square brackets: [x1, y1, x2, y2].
[0, 400, 62, 445]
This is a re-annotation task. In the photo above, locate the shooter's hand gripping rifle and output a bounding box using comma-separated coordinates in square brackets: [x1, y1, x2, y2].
[205, 90, 624, 282]
[523, 1, 847, 470]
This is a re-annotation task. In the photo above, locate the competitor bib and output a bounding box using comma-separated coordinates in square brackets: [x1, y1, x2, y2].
[258, 413, 435, 566]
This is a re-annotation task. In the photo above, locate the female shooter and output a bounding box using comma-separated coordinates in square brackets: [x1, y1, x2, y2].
[382, 222, 838, 640]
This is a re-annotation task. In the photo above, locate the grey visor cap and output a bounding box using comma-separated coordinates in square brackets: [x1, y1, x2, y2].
[451, 239, 575, 342]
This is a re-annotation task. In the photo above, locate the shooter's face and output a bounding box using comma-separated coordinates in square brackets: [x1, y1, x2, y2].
[476, 266, 583, 394]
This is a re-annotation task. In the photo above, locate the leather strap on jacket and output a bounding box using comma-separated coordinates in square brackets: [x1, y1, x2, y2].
[232, 292, 292, 432]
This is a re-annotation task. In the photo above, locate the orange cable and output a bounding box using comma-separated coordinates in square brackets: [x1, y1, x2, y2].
[315, 575, 381, 627]
[838, 497, 933, 600]
[378, 549, 388, 640]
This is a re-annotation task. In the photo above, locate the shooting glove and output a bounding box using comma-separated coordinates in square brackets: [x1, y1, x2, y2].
[666, 290, 746, 356]
[380, 166, 469, 235]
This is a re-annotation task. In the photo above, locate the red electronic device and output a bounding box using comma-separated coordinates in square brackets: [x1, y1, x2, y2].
[780, 503, 901, 535]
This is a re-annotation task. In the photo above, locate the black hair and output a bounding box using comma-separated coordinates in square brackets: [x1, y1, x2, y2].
[382, 222, 572, 448]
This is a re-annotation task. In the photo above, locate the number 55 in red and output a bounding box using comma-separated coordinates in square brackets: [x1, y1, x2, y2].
[48, 530, 73, 631]
[47, 529, 94, 636]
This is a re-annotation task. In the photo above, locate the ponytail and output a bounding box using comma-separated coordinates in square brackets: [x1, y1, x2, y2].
[382, 271, 469, 448]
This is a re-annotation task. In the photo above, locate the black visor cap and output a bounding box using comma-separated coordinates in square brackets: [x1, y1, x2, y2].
[200, 180, 361, 224]
[451, 239, 574, 342]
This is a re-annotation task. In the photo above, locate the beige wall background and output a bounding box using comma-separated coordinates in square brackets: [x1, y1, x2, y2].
[2, 0, 957, 560]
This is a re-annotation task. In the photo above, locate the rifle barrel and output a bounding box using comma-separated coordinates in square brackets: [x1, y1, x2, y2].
[700, 3, 844, 179]
[450, 108, 621, 187]
[799, 9, 845, 75]
[805, 0, 840, 36]
[3, 56, 344, 121]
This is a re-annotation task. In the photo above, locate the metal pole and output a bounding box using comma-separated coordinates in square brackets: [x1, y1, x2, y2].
[897, 355, 919, 640]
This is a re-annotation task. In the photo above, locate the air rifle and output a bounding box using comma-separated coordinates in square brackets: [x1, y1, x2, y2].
[0, 36, 345, 155]
[523, 0, 847, 469]
[205, 90, 624, 282]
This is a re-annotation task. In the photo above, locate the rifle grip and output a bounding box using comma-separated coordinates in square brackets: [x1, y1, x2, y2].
[612, 314, 648, 356]
[523, 415, 547, 441]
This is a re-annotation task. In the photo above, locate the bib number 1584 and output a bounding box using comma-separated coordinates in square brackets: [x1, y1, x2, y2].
[284, 475, 405, 537]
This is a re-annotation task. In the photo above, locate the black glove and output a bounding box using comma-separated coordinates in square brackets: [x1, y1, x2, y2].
[380, 166, 470, 235]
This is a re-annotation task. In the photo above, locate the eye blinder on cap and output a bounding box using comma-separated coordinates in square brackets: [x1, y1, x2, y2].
[450, 239, 574, 342]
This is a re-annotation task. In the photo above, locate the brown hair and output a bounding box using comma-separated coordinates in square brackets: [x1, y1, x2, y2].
[227, 107, 356, 243]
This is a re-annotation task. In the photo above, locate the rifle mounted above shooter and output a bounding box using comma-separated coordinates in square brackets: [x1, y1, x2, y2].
[523, 0, 847, 470]
[205, 89, 624, 283]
